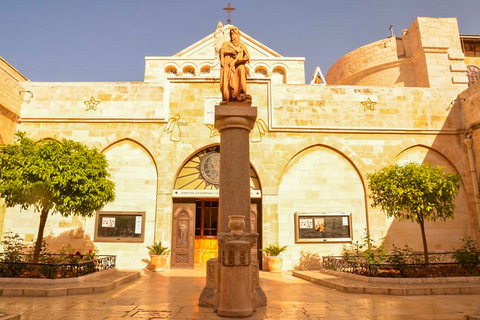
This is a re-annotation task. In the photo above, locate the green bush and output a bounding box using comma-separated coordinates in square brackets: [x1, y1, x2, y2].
[453, 237, 480, 271]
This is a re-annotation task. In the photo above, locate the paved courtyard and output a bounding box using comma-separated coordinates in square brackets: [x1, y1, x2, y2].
[1, 269, 480, 319]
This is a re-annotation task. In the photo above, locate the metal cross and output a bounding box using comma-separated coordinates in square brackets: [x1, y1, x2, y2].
[223, 3, 235, 25]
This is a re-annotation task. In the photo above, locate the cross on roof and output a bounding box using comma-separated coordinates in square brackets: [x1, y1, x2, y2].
[223, 3, 235, 25]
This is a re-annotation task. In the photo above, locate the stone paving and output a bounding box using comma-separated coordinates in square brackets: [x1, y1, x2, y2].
[1, 268, 480, 319]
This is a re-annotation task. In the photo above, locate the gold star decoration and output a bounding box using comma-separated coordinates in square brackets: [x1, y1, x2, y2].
[361, 98, 377, 111]
[205, 124, 220, 138]
[84, 97, 100, 111]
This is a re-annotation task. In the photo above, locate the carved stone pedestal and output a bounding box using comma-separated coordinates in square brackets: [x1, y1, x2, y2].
[198, 104, 267, 316]
[217, 232, 257, 317]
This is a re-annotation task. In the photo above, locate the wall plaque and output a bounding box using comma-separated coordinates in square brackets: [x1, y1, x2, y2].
[294, 212, 352, 243]
[95, 211, 146, 242]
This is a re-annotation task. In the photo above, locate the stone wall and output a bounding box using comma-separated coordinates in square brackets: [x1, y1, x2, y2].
[326, 17, 469, 89]
[5, 77, 477, 270]
[0, 56, 26, 145]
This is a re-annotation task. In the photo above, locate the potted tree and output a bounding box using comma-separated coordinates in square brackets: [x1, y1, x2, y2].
[146, 241, 171, 272]
[261, 244, 287, 272]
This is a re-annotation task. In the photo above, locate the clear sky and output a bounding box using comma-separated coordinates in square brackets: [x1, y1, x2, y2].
[1, 0, 479, 83]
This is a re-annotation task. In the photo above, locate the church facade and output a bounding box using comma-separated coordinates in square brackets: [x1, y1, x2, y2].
[0, 17, 480, 270]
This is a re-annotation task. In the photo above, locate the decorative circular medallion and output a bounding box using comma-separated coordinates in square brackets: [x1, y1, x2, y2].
[200, 152, 220, 185]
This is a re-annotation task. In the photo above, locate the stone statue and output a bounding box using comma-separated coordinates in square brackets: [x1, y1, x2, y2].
[220, 27, 251, 104]
[213, 21, 226, 67]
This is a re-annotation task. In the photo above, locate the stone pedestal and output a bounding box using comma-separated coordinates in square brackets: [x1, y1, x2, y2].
[217, 232, 257, 317]
[198, 103, 266, 316]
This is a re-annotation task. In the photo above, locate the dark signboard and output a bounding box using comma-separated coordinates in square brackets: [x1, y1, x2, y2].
[294, 212, 352, 243]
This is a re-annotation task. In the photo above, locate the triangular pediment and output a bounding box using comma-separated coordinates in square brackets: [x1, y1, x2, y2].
[174, 25, 282, 59]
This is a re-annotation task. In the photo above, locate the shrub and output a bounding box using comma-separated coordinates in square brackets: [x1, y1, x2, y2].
[453, 237, 480, 271]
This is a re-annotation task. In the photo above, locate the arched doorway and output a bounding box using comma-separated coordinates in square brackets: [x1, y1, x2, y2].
[171, 145, 262, 268]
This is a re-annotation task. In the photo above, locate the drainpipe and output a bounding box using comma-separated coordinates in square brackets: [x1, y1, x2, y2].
[463, 135, 480, 234]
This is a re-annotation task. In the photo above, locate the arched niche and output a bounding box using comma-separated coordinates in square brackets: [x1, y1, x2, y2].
[386, 145, 470, 252]
[89, 139, 158, 270]
[277, 145, 367, 269]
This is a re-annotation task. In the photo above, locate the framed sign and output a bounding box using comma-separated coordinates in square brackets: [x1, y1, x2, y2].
[294, 212, 352, 243]
[95, 211, 146, 242]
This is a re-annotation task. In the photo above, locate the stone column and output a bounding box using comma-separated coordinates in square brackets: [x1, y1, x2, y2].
[199, 104, 266, 315]
[216, 104, 257, 317]
[215, 104, 257, 233]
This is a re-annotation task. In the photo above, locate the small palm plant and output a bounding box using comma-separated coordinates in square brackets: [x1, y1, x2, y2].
[260, 244, 287, 256]
[146, 241, 170, 256]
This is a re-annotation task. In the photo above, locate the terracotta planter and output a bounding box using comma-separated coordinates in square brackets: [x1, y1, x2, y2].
[267, 256, 283, 272]
[150, 254, 169, 272]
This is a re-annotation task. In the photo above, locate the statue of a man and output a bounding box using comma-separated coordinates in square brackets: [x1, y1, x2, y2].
[220, 27, 251, 104]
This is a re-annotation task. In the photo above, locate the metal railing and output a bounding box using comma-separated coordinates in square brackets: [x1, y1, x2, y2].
[323, 253, 480, 278]
[0, 254, 116, 279]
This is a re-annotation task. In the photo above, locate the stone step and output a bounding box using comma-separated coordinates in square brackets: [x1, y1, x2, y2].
[0, 269, 141, 297]
[293, 269, 480, 295]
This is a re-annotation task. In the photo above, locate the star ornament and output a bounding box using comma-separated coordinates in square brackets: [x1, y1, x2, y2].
[361, 98, 377, 111]
[84, 97, 100, 111]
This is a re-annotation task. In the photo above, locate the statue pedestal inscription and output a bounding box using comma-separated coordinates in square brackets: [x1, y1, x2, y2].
[198, 104, 266, 316]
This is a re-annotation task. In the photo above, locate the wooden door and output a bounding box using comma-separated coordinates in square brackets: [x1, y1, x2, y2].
[171, 203, 195, 268]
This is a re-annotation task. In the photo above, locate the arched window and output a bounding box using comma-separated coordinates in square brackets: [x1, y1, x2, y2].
[272, 66, 286, 84]
[200, 66, 211, 74]
[165, 66, 177, 75]
[467, 65, 480, 87]
[183, 66, 195, 76]
[254, 66, 268, 77]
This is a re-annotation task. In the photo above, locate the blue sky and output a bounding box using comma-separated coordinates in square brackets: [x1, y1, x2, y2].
[1, 0, 479, 83]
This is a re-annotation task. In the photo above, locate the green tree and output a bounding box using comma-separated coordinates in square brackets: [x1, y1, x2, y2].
[0, 132, 115, 262]
[367, 162, 460, 264]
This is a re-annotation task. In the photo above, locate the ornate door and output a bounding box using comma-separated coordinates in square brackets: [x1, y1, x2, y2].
[171, 203, 195, 268]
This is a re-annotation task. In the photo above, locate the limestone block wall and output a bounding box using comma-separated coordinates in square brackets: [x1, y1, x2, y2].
[0, 57, 27, 238]
[326, 17, 468, 89]
[2, 77, 477, 272]
[20, 82, 166, 121]
[465, 57, 480, 68]
[460, 81, 480, 203]
[276, 146, 367, 269]
[270, 84, 461, 131]
[0, 57, 26, 144]
[325, 37, 414, 86]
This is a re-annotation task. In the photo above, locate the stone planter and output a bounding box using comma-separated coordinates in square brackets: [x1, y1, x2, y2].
[228, 215, 245, 235]
[150, 254, 169, 272]
[267, 256, 283, 272]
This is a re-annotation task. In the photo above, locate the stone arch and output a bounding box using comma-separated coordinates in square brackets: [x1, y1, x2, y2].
[87, 139, 158, 269]
[165, 64, 179, 75]
[272, 64, 288, 84]
[101, 138, 158, 173]
[276, 144, 368, 269]
[171, 144, 263, 267]
[182, 64, 196, 76]
[384, 145, 471, 252]
[254, 65, 268, 77]
[37, 137, 60, 143]
[257, 136, 366, 196]
[173, 144, 261, 193]
[199, 63, 212, 75]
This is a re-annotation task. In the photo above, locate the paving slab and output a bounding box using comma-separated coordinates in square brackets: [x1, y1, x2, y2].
[0, 269, 480, 319]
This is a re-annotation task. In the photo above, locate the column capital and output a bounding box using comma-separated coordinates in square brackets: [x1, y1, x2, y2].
[215, 105, 257, 132]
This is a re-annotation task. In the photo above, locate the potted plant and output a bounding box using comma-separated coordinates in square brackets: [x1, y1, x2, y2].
[146, 241, 171, 272]
[261, 244, 287, 272]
